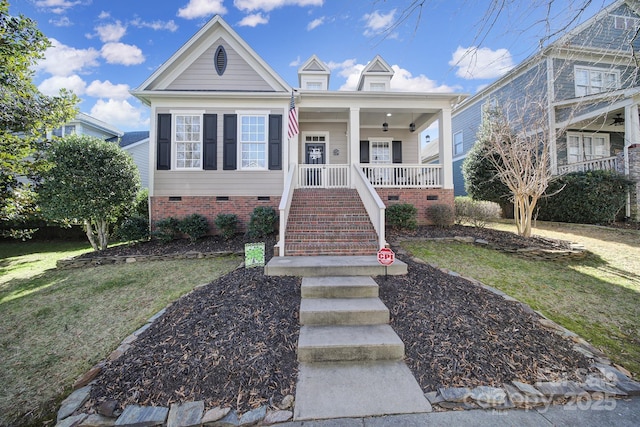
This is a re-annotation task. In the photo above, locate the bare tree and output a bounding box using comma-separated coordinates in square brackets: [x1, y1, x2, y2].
[477, 101, 553, 237]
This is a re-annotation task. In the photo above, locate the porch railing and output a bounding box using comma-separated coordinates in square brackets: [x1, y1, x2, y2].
[557, 156, 618, 175]
[277, 164, 297, 257]
[360, 164, 443, 188]
[353, 165, 386, 250]
[298, 164, 350, 188]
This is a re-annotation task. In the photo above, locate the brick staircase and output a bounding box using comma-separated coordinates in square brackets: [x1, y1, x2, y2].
[284, 188, 379, 256]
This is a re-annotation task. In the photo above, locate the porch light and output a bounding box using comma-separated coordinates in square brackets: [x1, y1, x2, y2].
[383, 122, 389, 132]
[409, 122, 416, 132]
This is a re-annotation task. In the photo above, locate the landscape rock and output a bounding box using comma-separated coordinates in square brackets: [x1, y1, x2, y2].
[208, 409, 239, 426]
[535, 381, 586, 397]
[97, 400, 119, 418]
[167, 401, 204, 427]
[438, 387, 471, 402]
[238, 406, 266, 426]
[262, 410, 292, 425]
[58, 386, 92, 421]
[278, 395, 294, 410]
[511, 381, 544, 398]
[80, 414, 116, 426]
[56, 413, 88, 427]
[114, 405, 168, 426]
[74, 364, 103, 389]
[469, 386, 506, 404]
[201, 407, 230, 424]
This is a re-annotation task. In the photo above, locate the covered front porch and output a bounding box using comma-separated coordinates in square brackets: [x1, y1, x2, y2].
[276, 90, 463, 257]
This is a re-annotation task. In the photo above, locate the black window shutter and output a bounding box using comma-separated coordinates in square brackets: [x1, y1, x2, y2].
[268, 114, 282, 170]
[203, 114, 217, 170]
[157, 114, 171, 170]
[392, 140, 402, 163]
[360, 140, 369, 163]
[223, 114, 237, 170]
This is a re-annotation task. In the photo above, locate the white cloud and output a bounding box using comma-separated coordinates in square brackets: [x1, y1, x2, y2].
[289, 56, 301, 67]
[130, 18, 179, 32]
[330, 59, 457, 93]
[390, 66, 458, 92]
[98, 11, 111, 19]
[49, 16, 72, 27]
[449, 46, 514, 80]
[234, 0, 323, 13]
[178, 0, 227, 19]
[101, 43, 145, 65]
[86, 80, 131, 100]
[35, 0, 81, 14]
[95, 21, 127, 43]
[362, 9, 395, 37]
[90, 99, 149, 130]
[237, 13, 269, 27]
[37, 38, 100, 77]
[38, 74, 87, 96]
[307, 16, 324, 30]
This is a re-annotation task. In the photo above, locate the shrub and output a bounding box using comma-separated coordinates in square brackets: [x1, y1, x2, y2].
[134, 188, 149, 218]
[178, 213, 209, 243]
[455, 196, 502, 228]
[426, 203, 454, 228]
[386, 203, 417, 230]
[116, 216, 149, 242]
[537, 170, 632, 224]
[215, 213, 239, 240]
[248, 206, 278, 238]
[152, 217, 180, 243]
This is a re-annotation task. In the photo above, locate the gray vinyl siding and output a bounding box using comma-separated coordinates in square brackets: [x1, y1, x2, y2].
[124, 142, 149, 188]
[167, 39, 274, 92]
[299, 123, 348, 164]
[153, 107, 285, 197]
[565, 4, 640, 52]
[453, 158, 466, 196]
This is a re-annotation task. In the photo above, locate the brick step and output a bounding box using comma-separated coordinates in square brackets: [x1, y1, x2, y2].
[285, 242, 378, 257]
[285, 225, 375, 233]
[287, 213, 371, 221]
[285, 233, 377, 243]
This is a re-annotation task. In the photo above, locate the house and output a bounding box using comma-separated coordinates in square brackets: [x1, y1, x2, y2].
[132, 16, 466, 256]
[51, 112, 123, 141]
[112, 131, 150, 188]
[451, 0, 640, 221]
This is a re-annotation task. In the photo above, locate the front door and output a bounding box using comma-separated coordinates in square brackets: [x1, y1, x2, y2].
[305, 143, 325, 186]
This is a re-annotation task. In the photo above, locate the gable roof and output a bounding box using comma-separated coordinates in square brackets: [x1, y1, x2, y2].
[298, 54, 331, 86]
[113, 131, 150, 148]
[133, 15, 291, 98]
[357, 55, 395, 91]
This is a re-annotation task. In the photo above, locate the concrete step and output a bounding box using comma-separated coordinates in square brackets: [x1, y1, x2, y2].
[298, 324, 404, 362]
[300, 298, 389, 326]
[301, 276, 379, 299]
[265, 256, 408, 276]
[294, 361, 432, 420]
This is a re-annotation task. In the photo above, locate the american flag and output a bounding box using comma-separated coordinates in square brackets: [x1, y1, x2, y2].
[287, 91, 299, 139]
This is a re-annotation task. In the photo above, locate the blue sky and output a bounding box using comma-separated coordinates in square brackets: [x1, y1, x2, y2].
[11, 0, 609, 132]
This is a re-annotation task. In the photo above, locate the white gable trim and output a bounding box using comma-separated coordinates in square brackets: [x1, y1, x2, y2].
[136, 15, 290, 93]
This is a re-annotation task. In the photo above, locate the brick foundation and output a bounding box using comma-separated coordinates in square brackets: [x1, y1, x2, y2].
[375, 188, 455, 225]
[151, 196, 281, 235]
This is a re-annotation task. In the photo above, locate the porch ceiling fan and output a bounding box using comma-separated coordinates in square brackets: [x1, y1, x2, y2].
[610, 113, 625, 126]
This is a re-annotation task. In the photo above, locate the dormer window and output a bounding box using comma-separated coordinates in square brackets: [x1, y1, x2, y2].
[214, 45, 227, 76]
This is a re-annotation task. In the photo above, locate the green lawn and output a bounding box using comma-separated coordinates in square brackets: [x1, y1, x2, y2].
[0, 240, 240, 427]
[402, 221, 640, 379]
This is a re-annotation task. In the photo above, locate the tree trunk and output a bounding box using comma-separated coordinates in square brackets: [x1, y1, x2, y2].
[97, 218, 109, 250]
[84, 219, 99, 251]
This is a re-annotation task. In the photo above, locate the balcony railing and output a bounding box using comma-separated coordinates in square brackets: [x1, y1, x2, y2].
[360, 164, 443, 188]
[557, 156, 618, 175]
[298, 164, 350, 188]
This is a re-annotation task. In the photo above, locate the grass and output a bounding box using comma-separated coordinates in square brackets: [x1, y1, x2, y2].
[0, 240, 240, 427]
[401, 221, 640, 380]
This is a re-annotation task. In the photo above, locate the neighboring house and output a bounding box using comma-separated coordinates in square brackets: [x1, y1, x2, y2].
[51, 112, 123, 141]
[113, 131, 150, 188]
[451, 0, 640, 220]
[132, 16, 466, 256]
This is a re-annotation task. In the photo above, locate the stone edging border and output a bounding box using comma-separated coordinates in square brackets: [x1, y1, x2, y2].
[56, 250, 243, 269]
[397, 235, 587, 261]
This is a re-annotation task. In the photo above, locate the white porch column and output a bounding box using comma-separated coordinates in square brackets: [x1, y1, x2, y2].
[624, 102, 640, 217]
[349, 107, 360, 188]
[438, 107, 453, 189]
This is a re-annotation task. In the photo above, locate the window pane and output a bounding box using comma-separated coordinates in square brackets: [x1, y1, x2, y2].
[175, 115, 201, 168]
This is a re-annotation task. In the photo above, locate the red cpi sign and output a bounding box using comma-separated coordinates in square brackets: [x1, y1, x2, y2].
[377, 247, 395, 266]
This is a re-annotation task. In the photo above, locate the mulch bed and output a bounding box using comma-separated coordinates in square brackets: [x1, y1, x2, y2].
[86, 225, 593, 415]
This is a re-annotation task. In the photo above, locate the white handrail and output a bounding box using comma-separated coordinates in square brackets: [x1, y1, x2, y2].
[277, 164, 297, 257]
[557, 156, 618, 175]
[360, 164, 443, 188]
[353, 164, 386, 249]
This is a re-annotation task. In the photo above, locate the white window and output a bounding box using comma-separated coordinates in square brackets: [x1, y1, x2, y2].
[453, 131, 464, 155]
[575, 67, 619, 96]
[239, 113, 268, 169]
[306, 81, 323, 90]
[614, 15, 640, 30]
[567, 132, 610, 163]
[371, 141, 391, 163]
[370, 82, 386, 91]
[174, 114, 202, 169]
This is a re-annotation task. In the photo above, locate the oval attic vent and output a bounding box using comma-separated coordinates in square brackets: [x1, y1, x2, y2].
[214, 45, 227, 76]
